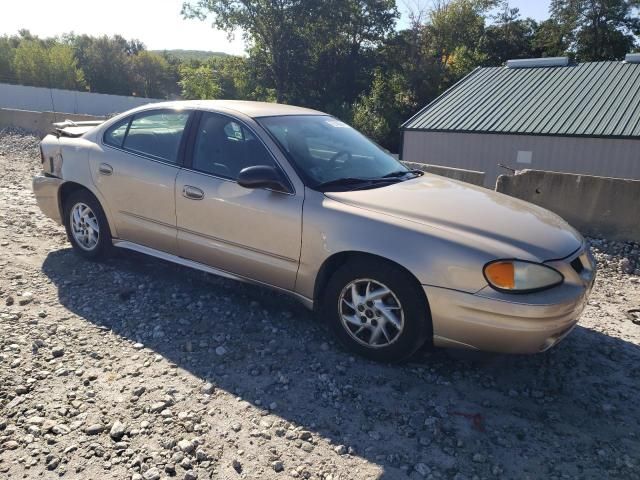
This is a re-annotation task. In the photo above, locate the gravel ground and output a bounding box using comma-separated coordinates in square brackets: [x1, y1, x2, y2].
[1, 129, 640, 480]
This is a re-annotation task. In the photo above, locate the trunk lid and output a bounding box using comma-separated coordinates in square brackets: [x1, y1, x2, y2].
[52, 120, 104, 138]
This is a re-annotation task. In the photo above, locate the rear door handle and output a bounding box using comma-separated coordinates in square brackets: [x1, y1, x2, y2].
[98, 163, 113, 175]
[182, 185, 204, 200]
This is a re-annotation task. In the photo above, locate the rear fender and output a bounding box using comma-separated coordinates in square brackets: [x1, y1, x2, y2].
[52, 138, 119, 239]
[40, 135, 63, 177]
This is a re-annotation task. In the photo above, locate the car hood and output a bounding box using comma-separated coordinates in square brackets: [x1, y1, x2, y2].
[324, 174, 583, 261]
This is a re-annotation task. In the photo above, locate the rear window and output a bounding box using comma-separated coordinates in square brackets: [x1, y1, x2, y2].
[122, 112, 190, 164]
[103, 118, 130, 148]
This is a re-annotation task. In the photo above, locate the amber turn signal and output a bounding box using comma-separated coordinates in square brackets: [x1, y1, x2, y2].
[484, 261, 515, 289]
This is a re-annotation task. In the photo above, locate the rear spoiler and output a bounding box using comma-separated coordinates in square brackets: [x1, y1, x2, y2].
[52, 119, 105, 138]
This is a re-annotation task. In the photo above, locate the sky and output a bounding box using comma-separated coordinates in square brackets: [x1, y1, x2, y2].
[1, 0, 551, 56]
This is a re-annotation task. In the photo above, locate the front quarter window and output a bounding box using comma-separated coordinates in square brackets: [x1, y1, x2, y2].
[258, 115, 411, 190]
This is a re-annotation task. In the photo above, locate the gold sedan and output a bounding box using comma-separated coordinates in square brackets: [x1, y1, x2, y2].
[33, 101, 596, 362]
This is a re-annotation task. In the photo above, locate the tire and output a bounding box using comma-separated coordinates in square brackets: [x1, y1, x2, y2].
[63, 189, 112, 260]
[320, 258, 432, 363]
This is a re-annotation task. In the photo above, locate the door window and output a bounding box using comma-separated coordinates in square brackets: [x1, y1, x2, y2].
[122, 111, 190, 164]
[192, 112, 278, 180]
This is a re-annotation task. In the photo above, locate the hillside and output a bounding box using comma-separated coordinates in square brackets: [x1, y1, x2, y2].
[152, 49, 231, 62]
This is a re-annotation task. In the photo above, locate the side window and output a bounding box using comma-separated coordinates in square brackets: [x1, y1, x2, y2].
[192, 112, 278, 180]
[122, 111, 190, 164]
[103, 118, 130, 148]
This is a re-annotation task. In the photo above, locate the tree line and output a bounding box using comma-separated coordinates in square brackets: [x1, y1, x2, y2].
[1, 0, 638, 151]
[0, 31, 180, 98]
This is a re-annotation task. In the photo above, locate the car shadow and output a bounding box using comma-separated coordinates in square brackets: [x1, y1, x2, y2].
[41, 248, 640, 479]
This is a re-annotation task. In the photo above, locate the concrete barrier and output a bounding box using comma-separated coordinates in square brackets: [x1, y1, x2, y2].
[403, 161, 485, 187]
[496, 169, 640, 242]
[0, 108, 106, 136]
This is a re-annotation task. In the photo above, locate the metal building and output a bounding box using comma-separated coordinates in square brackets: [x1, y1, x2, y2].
[401, 56, 640, 187]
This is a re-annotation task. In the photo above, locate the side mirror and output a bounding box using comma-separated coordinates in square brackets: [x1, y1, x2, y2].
[237, 165, 290, 193]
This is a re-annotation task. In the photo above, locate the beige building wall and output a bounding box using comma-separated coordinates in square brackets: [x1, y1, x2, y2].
[402, 131, 640, 188]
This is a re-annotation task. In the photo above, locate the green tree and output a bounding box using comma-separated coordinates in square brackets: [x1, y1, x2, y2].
[532, 18, 573, 57]
[377, 26, 442, 111]
[209, 55, 275, 100]
[12, 38, 85, 89]
[0, 36, 16, 83]
[368, 0, 493, 150]
[47, 43, 86, 90]
[420, 0, 497, 89]
[447, 45, 487, 77]
[182, 0, 304, 102]
[352, 70, 415, 151]
[482, 7, 539, 65]
[182, 0, 397, 106]
[70, 34, 138, 95]
[13, 40, 49, 86]
[551, 0, 640, 60]
[179, 64, 222, 99]
[300, 0, 398, 110]
[427, 0, 495, 66]
[131, 51, 173, 98]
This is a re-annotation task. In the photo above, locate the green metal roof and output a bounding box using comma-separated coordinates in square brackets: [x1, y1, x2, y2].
[403, 61, 640, 139]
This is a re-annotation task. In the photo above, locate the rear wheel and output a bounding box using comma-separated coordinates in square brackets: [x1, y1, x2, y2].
[320, 258, 432, 362]
[63, 190, 112, 260]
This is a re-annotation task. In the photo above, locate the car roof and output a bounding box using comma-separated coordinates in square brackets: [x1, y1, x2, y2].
[135, 100, 326, 118]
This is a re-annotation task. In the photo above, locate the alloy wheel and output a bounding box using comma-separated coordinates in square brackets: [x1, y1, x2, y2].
[70, 202, 100, 251]
[338, 278, 405, 348]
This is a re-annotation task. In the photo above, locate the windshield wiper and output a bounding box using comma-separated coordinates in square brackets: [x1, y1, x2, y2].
[382, 169, 424, 178]
[315, 177, 401, 191]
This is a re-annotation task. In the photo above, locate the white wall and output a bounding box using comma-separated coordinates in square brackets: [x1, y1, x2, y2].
[0, 83, 162, 116]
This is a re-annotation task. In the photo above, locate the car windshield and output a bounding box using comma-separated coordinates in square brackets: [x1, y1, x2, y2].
[258, 115, 413, 190]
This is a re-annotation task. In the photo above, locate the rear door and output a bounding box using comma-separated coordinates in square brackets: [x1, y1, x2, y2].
[90, 109, 192, 254]
[175, 111, 303, 290]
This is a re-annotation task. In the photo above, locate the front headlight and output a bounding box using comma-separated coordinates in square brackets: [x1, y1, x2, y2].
[483, 260, 564, 293]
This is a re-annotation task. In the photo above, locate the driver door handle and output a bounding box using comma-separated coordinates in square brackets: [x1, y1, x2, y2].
[182, 185, 204, 200]
[98, 163, 113, 175]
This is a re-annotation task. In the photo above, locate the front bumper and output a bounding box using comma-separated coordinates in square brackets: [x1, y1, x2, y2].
[426, 246, 596, 354]
[32, 175, 63, 225]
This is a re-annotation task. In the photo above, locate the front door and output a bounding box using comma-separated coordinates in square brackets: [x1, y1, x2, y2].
[90, 109, 191, 254]
[175, 112, 303, 290]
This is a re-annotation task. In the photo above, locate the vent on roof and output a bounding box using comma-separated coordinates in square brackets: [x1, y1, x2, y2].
[625, 53, 640, 63]
[506, 57, 570, 69]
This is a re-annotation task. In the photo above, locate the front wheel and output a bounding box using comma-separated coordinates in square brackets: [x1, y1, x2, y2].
[320, 258, 432, 363]
[63, 190, 112, 260]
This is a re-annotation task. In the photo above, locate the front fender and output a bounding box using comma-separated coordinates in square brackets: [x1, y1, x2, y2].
[296, 189, 498, 299]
